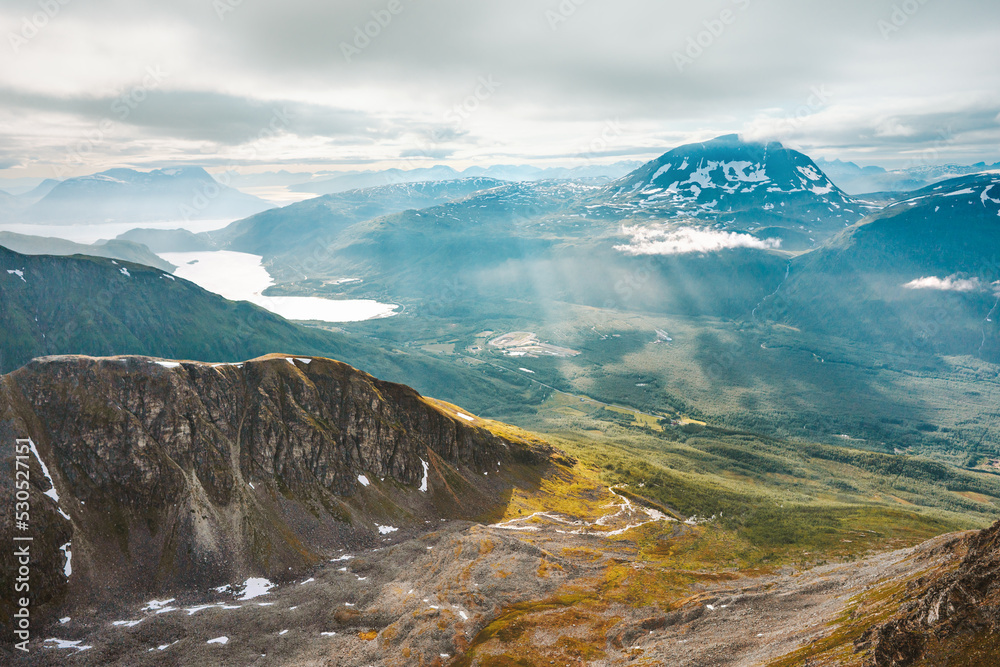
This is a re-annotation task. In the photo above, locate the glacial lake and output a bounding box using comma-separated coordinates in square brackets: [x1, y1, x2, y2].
[159, 250, 399, 323]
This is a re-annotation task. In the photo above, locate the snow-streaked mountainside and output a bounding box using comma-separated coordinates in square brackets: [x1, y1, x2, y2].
[17, 167, 273, 224]
[876, 171, 1000, 221]
[760, 172, 1000, 360]
[602, 135, 869, 236]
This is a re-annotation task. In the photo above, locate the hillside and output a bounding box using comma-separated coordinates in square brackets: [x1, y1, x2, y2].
[0, 245, 550, 417]
[760, 172, 1000, 360]
[0, 354, 555, 628]
[0, 233, 174, 272]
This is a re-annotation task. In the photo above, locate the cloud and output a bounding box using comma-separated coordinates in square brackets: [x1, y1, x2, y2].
[903, 275, 1000, 294]
[2, 1, 1000, 174]
[614, 225, 782, 256]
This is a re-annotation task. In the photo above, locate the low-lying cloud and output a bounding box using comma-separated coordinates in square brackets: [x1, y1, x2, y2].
[614, 225, 782, 256]
[903, 275, 1000, 295]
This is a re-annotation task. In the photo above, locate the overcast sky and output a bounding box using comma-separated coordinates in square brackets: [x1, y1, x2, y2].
[2, 0, 999, 179]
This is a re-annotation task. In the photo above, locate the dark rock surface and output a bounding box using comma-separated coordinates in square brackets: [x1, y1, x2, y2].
[859, 520, 1000, 666]
[0, 354, 551, 633]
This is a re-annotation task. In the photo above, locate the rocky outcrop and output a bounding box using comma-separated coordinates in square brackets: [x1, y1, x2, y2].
[858, 520, 1000, 666]
[0, 354, 553, 628]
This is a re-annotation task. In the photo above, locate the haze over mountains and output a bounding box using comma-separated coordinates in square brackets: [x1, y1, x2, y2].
[3, 132, 1000, 666]
[0, 167, 273, 225]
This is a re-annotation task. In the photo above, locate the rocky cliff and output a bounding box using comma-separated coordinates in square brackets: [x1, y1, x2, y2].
[859, 520, 1000, 665]
[0, 354, 553, 629]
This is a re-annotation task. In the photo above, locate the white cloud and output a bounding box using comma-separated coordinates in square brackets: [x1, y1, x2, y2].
[614, 225, 781, 256]
[903, 275, 1000, 294]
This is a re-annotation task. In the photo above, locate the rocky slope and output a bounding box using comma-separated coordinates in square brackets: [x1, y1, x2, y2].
[859, 520, 1000, 666]
[0, 354, 554, 635]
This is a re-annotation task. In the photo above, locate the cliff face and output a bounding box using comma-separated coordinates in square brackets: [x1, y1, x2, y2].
[859, 520, 1000, 666]
[0, 354, 551, 626]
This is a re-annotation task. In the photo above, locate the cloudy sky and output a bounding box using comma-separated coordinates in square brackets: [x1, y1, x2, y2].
[2, 0, 999, 180]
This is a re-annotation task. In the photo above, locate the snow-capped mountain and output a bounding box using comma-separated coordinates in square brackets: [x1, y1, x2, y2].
[19, 167, 273, 224]
[602, 135, 870, 239]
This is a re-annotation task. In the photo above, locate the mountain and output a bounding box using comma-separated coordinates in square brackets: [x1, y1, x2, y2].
[210, 177, 508, 257]
[0, 353, 553, 626]
[0, 188, 27, 215]
[0, 232, 174, 272]
[759, 172, 1000, 360]
[15, 178, 61, 204]
[230, 177, 790, 323]
[603, 135, 868, 243]
[17, 167, 273, 225]
[0, 245, 335, 373]
[0, 245, 546, 417]
[114, 227, 217, 253]
[290, 161, 643, 195]
[858, 520, 1000, 666]
[816, 157, 1000, 195]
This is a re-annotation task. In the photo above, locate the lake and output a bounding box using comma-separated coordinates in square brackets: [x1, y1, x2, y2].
[160, 251, 399, 323]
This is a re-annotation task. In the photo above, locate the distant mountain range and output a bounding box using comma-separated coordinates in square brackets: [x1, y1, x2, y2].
[0, 231, 174, 272]
[289, 161, 644, 195]
[3, 167, 274, 225]
[815, 157, 1000, 195]
[0, 178, 61, 219]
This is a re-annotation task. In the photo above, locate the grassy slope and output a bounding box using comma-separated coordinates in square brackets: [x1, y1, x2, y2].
[0, 246, 548, 415]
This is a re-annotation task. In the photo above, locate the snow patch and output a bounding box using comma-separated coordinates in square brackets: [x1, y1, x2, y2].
[650, 164, 672, 181]
[119, 267, 131, 277]
[44, 638, 92, 652]
[24, 438, 60, 504]
[377, 525, 399, 535]
[143, 599, 176, 612]
[7, 269, 25, 282]
[418, 458, 430, 493]
[215, 577, 275, 600]
[357, 474, 371, 487]
[207, 636, 229, 645]
[155, 361, 181, 369]
[455, 412, 475, 422]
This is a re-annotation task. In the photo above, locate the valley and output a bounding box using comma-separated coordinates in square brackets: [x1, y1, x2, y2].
[3, 135, 1000, 665]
